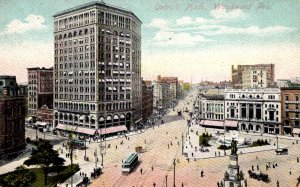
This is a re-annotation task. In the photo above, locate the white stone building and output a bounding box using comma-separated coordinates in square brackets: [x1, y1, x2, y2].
[225, 88, 281, 134]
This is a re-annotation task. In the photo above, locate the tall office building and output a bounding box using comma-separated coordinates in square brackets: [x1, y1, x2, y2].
[27, 67, 53, 116]
[0, 76, 26, 156]
[232, 64, 275, 89]
[53, 1, 142, 134]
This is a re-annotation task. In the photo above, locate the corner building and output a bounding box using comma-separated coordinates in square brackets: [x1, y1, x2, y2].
[53, 2, 142, 134]
[0, 76, 26, 156]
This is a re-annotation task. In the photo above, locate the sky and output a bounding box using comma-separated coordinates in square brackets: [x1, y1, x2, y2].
[0, 0, 299, 84]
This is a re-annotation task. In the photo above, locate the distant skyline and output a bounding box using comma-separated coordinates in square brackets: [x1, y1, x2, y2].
[0, 0, 299, 83]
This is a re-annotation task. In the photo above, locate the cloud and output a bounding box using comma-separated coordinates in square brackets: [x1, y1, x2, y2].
[1, 14, 47, 35]
[146, 18, 169, 29]
[153, 30, 208, 46]
[210, 6, 246, 20]
[142, 43, 300, 82]
[176, 16, 193, 26]
[202, 25, 295, 36]
[0, 41, 53, 83]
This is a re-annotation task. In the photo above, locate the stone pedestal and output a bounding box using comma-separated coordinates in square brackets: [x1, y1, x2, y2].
[223, 155, 245, 187]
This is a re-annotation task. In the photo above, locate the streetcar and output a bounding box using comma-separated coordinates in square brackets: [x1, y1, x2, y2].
[122, 153, 139, 173]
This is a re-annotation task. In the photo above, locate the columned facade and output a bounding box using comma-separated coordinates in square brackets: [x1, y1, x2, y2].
[225, 88, 281, 134]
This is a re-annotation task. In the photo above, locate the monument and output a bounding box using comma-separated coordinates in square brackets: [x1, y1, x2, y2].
[221, 139, 246, 187]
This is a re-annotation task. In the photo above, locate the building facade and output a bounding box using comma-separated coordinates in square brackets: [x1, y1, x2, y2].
[141, 80, 153, 123]
[27, 67, 53, 116]
[276, 79, 291, 88]
[232, 64, 275, 89]
[225, 88, 281, 134]
[152, 81, 171, 111]
[36, 105, 54, 130]
[200, 95, 224, 120]
[0, 76, 26, 156]
[157, 75, 179, 100]
[281, 88, 300, 136]
[53, 2, 142, 134]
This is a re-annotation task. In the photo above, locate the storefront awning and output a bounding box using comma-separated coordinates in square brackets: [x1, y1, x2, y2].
[201, 120, 224, 127]
[293, 128, 300, 134]
[76, 127, 96, 135]
[97, 125, 127, 135]
[55, 124, 77, 131]
[38, 122, 48, 126]
[224, 120, 238, 127]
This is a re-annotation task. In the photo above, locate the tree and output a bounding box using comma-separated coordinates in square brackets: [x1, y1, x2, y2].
[24, 140, 65, 185]
[224, 171, 229, 180]
[2, 165, 35, 187]
[183, 83, 191, 92]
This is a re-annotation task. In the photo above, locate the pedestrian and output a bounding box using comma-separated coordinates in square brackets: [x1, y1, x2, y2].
[256, 156, 258, 160]
[177, 141, 180, 146]
[201, 170, 204, 177]
[215, 152, 216, 157]
[257, 164, 259, 171]
[151, 166, 153, 171]
[140, 168, 143, 174]
[192, 152, 194, 157]
[182, 182, 184, 187]
[168, 144, 169, 149]
[266, 164, 268, 171]
[277, 180, 279, 187]
[217, 182, 220, 187]
[171, 141, 172, 146]
[218, 151, 220, 157]
[80, 172, 81, 176]
[252, 165, 254, 171]
[297, 157, 299, 163]
[289, 168, 292, 175]
[116, 145, 117, 149]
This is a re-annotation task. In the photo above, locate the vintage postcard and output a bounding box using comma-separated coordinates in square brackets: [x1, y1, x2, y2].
[0, 0, 299, 187]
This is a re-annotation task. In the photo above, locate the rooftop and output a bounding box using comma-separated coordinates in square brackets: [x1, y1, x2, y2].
[53, 1, 142, 23]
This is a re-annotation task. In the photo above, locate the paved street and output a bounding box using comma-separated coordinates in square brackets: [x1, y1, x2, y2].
[1, 90, 300, 187]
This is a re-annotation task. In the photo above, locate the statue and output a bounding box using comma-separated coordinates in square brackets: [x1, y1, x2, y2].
[231, 138, 237, 155]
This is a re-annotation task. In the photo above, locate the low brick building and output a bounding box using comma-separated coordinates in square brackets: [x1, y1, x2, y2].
[0, 76, 26, 156]
[281, 87, 300, 136]
[36, 105, 54, 130]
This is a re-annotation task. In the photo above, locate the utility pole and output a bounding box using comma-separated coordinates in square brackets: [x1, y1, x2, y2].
[182, 133, 184, 155]
[84, 139, 87, 160]
[173, 159, 176, 187]
[276, 135, 278, 150]
[165, 175, 168, 187]
[95, 147, 98, 168]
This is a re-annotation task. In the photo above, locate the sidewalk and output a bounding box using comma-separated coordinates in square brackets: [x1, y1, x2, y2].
[240, 131, 300, 141]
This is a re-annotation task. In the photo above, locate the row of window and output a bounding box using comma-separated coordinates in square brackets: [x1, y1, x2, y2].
[54, 101, 131, 111]
[285, 95, 299, 101]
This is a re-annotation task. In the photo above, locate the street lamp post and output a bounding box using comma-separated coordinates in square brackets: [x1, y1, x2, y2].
[223, 133, 225, 156]
[276, 135, 278, 150]
[165, 175, 168, 187]
[173, 159, 176, 187]
[182, 133, 184, 155]
[95, 148, 98, 168]
[35, 126, 38, 141]
[84, 139, 87, 160]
